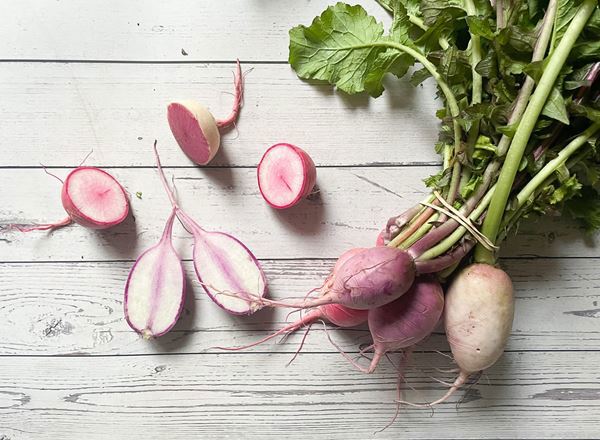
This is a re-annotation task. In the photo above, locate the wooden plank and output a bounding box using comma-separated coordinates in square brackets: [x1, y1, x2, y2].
[0, 258, 598, 356]
[0, 351, 599, 439]
[0, 0, 390, 62]
[0, 167, 596, 261]
[0, 62, 440, 167]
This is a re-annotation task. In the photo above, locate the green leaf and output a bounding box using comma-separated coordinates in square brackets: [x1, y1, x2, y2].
[566, 187, 600, 231]
[549, 175, 582, 204]
[389, 0, 413, 44]
[565, 63, 597, 89]
[288, 3, 409, 96]
[569, 39, 600, 62]
[410, 67, 432, 86]
[550, 0, 584, 53]
[423, 167, 452, 189]
[419, 0, 465, 26]
[466, 16, 495, 40]
[541, 87, 570, 125]
[375, 0, 395, 13]
[569, 103, 600, 123]
[460, 174, 483, 199]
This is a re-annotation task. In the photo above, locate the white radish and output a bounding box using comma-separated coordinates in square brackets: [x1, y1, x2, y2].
[11, 166, 129, 232]
[257, 143, 317, 209]
[167, 60, 243, 165]
[405, 263, 514, 407]
[124, 209, 186, 338]
[154, 141, 268, 315]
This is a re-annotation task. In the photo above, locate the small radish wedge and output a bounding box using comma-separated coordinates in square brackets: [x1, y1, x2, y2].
[257, 143, 317, 209]
[11, 166, 129, 232]
[154, 141, 268, 315]
[167, 60, 243, 165]
[124, 209, 185, 338]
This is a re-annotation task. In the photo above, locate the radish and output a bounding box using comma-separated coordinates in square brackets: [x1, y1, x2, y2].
[411, 264, 514, 406]
[153, 142, 267, 315]
[12, 166, 129, 232]
[363, 277, 444, 373]
[257, 143, 317, 209]
[167, 60, 243, 165]
[124, 209, 185, 338]
[247, 246, 416, 311]
[217, 248, 369, 352]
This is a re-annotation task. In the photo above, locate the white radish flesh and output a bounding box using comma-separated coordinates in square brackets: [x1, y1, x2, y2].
[124, 210, 186, 338]
[12, 166, 129, 232]
[257, 143, 317, 209]
[167, 60, 243, 166]
[154, 141, 268, 315]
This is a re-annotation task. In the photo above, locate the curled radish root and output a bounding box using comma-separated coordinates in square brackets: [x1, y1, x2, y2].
[167, 60, 244, 165]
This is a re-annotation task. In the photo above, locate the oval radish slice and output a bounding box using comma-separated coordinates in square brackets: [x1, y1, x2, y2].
[257, 143, 317, 209]
[192, 228, 267, 315]
[61, 167, 129, 229]
[124, 210, 186, 338]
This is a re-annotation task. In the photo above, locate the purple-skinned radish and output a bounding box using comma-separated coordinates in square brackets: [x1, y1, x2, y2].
[167, 60, 243, 165]
[216, 248, 369, 352]
[362, 277, 444, 373]
[154, 141, 267, 315]
[124, 209, 186, 338]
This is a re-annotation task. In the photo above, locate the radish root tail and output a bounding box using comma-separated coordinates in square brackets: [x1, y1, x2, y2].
[216, 59, 243, 129]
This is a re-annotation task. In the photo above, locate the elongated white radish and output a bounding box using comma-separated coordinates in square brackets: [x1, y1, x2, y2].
[257, 143, 317, 209]
[124, 209, 186, 338]
[167, 60, 243, 165]
[11, 166, 129, 232]
[154, 141, 268, 315]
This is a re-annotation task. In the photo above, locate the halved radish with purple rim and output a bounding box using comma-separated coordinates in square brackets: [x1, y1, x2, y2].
[167, 60, 243, 165]
[257, 143, 316, 209]
[10, 166, 129, 232]
[124, 209, 186, 339]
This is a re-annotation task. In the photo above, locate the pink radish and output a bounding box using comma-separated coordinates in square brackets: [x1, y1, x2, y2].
[167, 60, 243, 165]
[124, 209, 185, 338]
[154, 141, 267, 315]
[217, 248, 369, 352]
[11, 166, 129, 232]
[245, 246, 416, 311]
[362, 277, 444, 373]
[404, 264, 514, 407]
[257, 143, 317, 209]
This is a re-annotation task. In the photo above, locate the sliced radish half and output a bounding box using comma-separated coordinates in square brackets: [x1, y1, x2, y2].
[257, 143, 317, 209]
[61, 167, 129, 229]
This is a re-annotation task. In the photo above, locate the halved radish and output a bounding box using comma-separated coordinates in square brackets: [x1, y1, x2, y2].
[11, 166, 129, 232]
[257, 143, 317, 209]
[167, 60, 243, 165]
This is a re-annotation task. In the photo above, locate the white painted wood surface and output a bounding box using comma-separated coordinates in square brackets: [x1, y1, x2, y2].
[0, 1, 598, 439]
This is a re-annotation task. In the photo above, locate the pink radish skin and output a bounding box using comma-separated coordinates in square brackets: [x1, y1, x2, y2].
[254, 246, 416, 311]
[365, 277, 444, 373]
[167, 60, 243, 165]
[408, 264, 514, 407]
[375, 230, 386, 246]
[12, 166, 129, 232]
[154, 142, 267, 315]
[257, 143, 317, 209]
[124, 209, 186, 338]
[217, 248, 369, 352]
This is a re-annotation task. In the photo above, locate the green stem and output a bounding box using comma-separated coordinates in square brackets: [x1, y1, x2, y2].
[474, 0, 596, 265]
[417, 183, 495, 260]
[510, 124, 600, 214]
[399, 213, 439, 249]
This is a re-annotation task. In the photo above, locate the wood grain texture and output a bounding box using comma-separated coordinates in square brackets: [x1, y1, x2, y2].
[0, 167, 596, 261]
[0, 0, 390, 62]
[0, 62, 440, 167]
[0, 258, 598, 356]
[0, 352, 599, 440]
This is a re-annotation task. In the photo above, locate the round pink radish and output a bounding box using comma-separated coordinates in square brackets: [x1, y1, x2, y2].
[12, 166, 129, 233]
[366, 276, 444, 372]
[167, 60, 243, 166]
[61, 167, 129, 229]
[257, 143, 317, 209]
